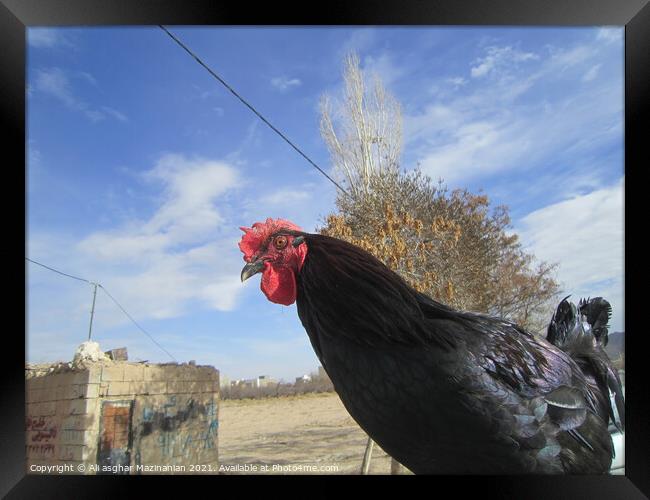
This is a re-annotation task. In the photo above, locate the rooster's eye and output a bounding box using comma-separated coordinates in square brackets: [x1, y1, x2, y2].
[274, 235, 288, 250]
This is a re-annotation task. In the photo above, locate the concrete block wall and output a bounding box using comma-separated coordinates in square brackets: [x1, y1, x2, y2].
[123, 363, 220, 474]
[26, 369, 99, 474]
[26, 362, 219, 475]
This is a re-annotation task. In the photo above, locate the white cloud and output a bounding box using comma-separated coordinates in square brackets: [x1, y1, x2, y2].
[582, 64, 601, 82]
[81, 154, 240, 258]
[517, 178, 624, 330]
[145, 156, 238, 240]
[68, 154, 245, 321]
[446, 76, 468, 87]
[32, 67, 128, 123]
[405, 36, 622, 186]
[470, 60, 493, 78]
[28, 28, 70, 49]
[225, 120, 262, 163]
[361, 52, 406, 86]
[270, 76, 302, 91]
[76, 71, 98, 86]
[339, 29, 377, 57]
[548, 44, 596, 71]
[596, 27, 623, 45]
[404, 104, 463, 142]
[101, 106, 128, 122]
[415, 118, 531, 184]
[34, 67, 78, 108]
[470, 45, 538, 78]
[99, 240, 243, 319]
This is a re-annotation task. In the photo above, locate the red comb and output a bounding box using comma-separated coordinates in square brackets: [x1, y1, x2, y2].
[238, 218, 302, 261]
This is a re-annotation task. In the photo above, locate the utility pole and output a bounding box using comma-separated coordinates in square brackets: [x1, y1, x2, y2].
[88, 282, 98, 341]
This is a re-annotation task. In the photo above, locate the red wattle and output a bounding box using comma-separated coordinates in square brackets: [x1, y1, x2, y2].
[261, 263, 297, 306]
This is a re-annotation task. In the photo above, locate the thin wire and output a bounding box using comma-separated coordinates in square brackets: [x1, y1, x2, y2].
[158, 25, 351, 198]
[26, 257, 91, 284]
[98, 284, 178, 363]
[25, 257, 177, 363]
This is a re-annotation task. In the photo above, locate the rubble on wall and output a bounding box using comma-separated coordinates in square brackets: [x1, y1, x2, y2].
[25, 361, 78, 379]
[26, 341, 113, 379]
[25, 340, 212, 379]
[73, 341, 110, 364]
[25, 358, 213, 378]
[105, 347, 128, 361]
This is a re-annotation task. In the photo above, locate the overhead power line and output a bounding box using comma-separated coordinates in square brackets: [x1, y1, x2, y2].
[158, 25, 351, 199]
[26, 257, 91, 284]
[97, 284, 177, 363]
[25, 257, 177, 362]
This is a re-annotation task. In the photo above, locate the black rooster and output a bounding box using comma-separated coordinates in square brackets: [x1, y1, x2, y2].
[239, 218, 624, 474]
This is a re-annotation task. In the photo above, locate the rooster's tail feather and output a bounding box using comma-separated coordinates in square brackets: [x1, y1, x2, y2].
[547, 296, 624, 431]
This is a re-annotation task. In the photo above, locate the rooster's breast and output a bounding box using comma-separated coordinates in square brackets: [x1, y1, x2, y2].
[295, 310, 534, 474]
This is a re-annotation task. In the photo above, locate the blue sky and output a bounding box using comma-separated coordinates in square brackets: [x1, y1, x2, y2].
[26, 27, 624, 381]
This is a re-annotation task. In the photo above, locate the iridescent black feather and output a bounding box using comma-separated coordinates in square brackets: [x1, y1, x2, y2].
[292, 233, 623, 474]
[547, 296, 624, 432]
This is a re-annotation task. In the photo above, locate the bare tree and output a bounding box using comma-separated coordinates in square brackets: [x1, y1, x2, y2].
[320, 52, 403, 197]
[319, 52, 561, 333]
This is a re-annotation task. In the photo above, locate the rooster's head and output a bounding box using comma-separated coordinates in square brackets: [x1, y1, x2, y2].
[238, 218, 308, 306]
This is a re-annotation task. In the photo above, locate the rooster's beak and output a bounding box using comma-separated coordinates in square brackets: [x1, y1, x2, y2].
[241, 260, 265, 282]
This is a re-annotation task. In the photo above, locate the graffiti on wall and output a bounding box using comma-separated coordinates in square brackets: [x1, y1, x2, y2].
[27, 444, 56, 457]
[136, 396, 218, 462]
[26, 417, 58, 458]
[27, 417, 58, 441]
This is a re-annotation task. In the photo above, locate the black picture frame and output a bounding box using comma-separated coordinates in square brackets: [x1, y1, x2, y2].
[3, 0, 647, 498]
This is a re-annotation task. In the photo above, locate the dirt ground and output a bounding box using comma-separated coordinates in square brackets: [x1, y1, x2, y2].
[218, 391, 406, 475]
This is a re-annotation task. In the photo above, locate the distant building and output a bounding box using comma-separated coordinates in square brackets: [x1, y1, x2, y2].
[256, 375, 276, 388]
[231, 379, 250, 388]
[232, 375, 276, 389]
[295, 375, 312, 384]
